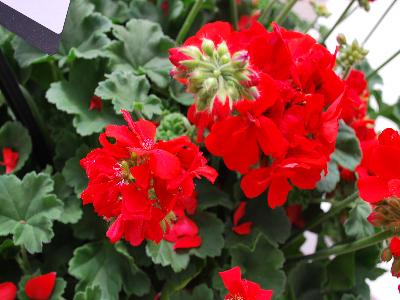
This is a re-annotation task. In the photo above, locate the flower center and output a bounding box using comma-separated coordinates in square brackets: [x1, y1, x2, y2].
[179, 39, 259, 111]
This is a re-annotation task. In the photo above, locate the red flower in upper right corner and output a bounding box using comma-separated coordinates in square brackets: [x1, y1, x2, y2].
[357, 128, 400, 203]
[0, 282, 16, 300]
[219, 266, 273, 300]
[25, 272, 56, 300]
[0, 147, 19, 174]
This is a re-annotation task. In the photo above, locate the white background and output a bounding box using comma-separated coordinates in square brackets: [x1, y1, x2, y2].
[1, 0, 70, 34]
[295, 1, 400, 299]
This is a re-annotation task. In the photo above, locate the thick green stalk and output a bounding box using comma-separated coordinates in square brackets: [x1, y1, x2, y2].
[258, 0, 277, 24]
[16, 246, 31, 273]
[367, 49, 400, 80]
[283, 192, 359, 250]
[176, 0, 204, 44]
[230, 0, 239, 30]
[362, 0, 398, 46]
[320, 0, 356, 44]
[287, 229, 393, 262]
[274, 0, 298, 25]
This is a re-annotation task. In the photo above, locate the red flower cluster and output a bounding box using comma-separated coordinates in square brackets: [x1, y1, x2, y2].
[357, 128, 400, 203]
[219, 266, 273, 300]
[0, 272, 56, 300]
[81, 110, 217, 247]
[0, 147, 19, 174]
[171, 21, 344, 208]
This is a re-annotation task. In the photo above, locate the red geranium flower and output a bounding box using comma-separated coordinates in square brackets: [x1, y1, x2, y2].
[164, 212, 202, 249]
[0, 282, 16, 300]
[219, 266, 273, 300]
[25, 272, 56, 300]
[0, 147, 19, 174]
[81, 110, 217, 246]
[357, 128, 400, 203]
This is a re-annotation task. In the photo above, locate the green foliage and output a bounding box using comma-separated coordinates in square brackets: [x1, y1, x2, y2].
[46, 59, 119, 135]
[0, 172, 63, 253]
[230, 233, 286, 297]
[170, 284, 213, 300]
[332, 121, 362, 171]
[69, 241, 150, 300]
[344, 199, 374, 239]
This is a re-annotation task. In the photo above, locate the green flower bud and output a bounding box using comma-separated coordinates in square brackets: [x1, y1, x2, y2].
[156, 113, 194, 141]
[202, 39, 215, 57]
[217, 41, 229, 57]
[381, 247, 393, 262]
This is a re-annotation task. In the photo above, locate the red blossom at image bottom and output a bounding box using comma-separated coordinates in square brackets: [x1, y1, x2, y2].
[219, 266, 273, 300]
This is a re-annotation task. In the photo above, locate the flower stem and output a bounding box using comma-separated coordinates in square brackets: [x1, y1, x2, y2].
[274, 0, 298, 25]
[366, 49, 400, 80]
[320, 0, 356, 44]
[362, 0, 398, 46]
[176, 0, 204, 44]
[287, 229, 393, 262]
[258, 0, 277, 25]
[230, 0, 239, 30]
[283, 192, 359, 250]
[16, 246, 31, 273]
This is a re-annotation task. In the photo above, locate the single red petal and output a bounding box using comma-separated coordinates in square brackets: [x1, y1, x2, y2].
[89, 95, 102, 111]
[25, 272, 56, 300]
[357, 175, 389, 204]
[194, 166, 218, 183]
[233, 222, 253, 235]
[257, 117, 288, 158]
[268, 176, 291, 208]
[391, 237, 400, 257]
[173, 235, 202, 250]
[233, 202, 247, 225]
[219, 266, 242, 294]
[240, 168, 272, 198]
[106, 215, 125, 243]
[124, 218, 146, 246]
[0, 282, 17, 300]
[256, 288, 273, 300]
[150, 149, 182, 179]
[1, 148, 19, 174]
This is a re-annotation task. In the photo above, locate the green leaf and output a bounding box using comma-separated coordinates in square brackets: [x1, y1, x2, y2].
[317, 162, 340, 193]
[95, 70, 151, 113]
[106, 19, 174, 88]
[189, 212, 224, 258]
[170, 284, 213, 300]
[288, 261, 326, 300]
[14, 0, 112, 67]
[332, 121, 362, 171]
[62, 146, 89, 197]
[325, 253, 356, 291]
[169, 81, 194, 106]
[46, 59, 120, 136]
[92, 0, 129, 23]
[243, 196, 291, 244]
[73, 286, 102, 300]
[53, 173, 83, 225]
[18, 272, 66, 300]
[69, 241, 150, 300]
[230, 233, 286, 297]
[197, 179, 233, 210]
[72, 206, 107, 240]
[146, 240, 190, 273]
[344, 199, 374, 239]
[160, 259, 206, 298]
[0, 121, 32, 173]
[0, 172, 63, 253]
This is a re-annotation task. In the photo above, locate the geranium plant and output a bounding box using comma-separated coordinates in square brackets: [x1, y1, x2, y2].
[0, 0, 400, 299]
